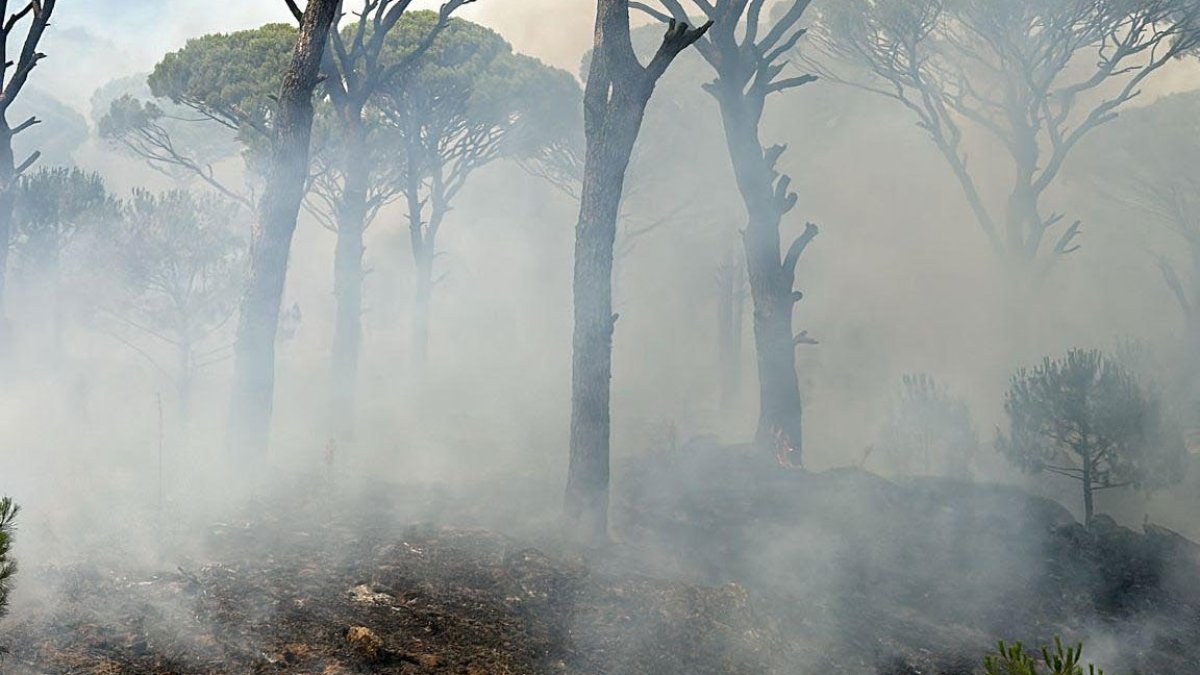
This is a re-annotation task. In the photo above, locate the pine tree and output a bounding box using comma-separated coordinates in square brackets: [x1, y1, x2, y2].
[998, 349, 1186, 526]
[881, 374, 978, 477]
[0, 497, 18, 618]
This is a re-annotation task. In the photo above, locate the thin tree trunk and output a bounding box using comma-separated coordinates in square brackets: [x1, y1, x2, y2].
[717, 237, 744, 414]
[412, 245, 433, 366]
[1082, 455, 1094, 528]
[177, 335, 192, 423]
[564, 2, 709, 544]
[227, 0, 339, 461]
[401, 130, 440, 371]
[330, 117, 369, 441]
[403, 169, 435, 369]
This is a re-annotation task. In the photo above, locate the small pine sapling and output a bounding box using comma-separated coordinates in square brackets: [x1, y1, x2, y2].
[984, 637, 1104, 675]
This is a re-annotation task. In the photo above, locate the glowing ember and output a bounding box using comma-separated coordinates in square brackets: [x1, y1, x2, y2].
[772, 428, 802, 468]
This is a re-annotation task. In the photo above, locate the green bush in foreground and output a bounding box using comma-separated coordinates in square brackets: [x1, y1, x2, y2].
[985, 637, 1105, 675]
[0, 497, 18, 618]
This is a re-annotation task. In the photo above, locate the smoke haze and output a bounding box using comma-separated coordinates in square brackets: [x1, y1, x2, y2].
[1, 1, 1199, 673]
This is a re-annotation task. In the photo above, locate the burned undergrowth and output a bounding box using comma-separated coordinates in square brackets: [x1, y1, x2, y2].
[617, 442, 1200, 674]
[4, 448, 1199, 675]
[0, 477, 785, 675]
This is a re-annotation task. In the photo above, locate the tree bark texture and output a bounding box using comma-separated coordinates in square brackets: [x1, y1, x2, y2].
[711, 84, 811, 462]
[227, 0, 339, 461]
[565, 0, 710, 544]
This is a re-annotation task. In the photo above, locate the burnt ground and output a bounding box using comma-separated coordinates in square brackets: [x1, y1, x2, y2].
[4, 444, 1200, 674]
[0, 485, 783, 675]
[617, 442, 1200, 674]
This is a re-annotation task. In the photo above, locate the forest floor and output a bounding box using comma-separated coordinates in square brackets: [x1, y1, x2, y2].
[3, 444, 1200, 674]
[0, 477, 784, 675]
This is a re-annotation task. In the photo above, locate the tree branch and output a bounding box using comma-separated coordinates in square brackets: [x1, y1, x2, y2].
[646, 18, 714, 82]
[783, 221, 818, 278]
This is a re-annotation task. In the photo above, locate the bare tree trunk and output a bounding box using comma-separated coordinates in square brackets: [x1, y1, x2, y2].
[564, 1, 709, 544]
[1082, 454, 1094, 528]
[177, 334, 193, 423]
[716, 235, 745, 414]
[402, 168, 438, 369]
[227, 0, 339, 461]
[567, 121, 634, 544]
[412, 245, 433, 366]
[400, 131, 444, 371]
[330, 117, 369, 441]
[712, 89, 811, 460]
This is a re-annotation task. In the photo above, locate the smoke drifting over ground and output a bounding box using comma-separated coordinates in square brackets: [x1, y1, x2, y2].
[0, 0, 1199, 673]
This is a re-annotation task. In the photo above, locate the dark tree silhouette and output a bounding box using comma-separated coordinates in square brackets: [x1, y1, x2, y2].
[0, 0, 56, 354]
[564, 0, 710, 544]
[635, 0, 818, 459]
[226, 0, 340, 462]
[314, 0, 472, 439]
[997, 349, 1186, 526]
[374, 12, 580, 368]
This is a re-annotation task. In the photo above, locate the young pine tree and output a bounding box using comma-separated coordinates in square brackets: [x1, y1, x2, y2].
[880, 373, 978, 477]
[997, 349, 1186, 527]
[984, 637, 1105, 675]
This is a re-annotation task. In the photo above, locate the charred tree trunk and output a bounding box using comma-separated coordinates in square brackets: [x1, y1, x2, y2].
[330, 115, 369, 441]
[227, 0, 339, 461]
[712, 86, 812, 461]
[564, 2, 710, 544]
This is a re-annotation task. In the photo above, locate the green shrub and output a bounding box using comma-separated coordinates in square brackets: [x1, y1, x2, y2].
[984, 637, 1105, 675]
[0, 497, 18, 618]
